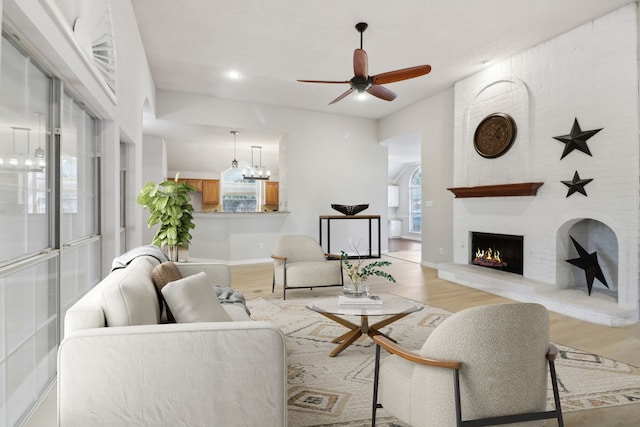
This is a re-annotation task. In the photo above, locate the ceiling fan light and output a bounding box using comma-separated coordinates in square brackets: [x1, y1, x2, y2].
[227, 70, 241, 80]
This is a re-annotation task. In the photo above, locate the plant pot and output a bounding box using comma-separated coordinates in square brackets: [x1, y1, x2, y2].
[163, 245, 190, 262]
[164, 245, 179, 262]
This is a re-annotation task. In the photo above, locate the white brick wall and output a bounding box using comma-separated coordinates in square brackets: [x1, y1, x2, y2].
[451, 4, 639, 315]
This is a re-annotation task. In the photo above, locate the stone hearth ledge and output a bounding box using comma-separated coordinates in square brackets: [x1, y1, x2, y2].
[437, 263, 637, 327]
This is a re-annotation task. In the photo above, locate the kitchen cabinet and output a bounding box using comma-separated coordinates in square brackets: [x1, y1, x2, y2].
[175, 178, 202, 192]
[265, 181, 279, 206]
[186, 179, 202, 192]
[202, 179, 220, 205]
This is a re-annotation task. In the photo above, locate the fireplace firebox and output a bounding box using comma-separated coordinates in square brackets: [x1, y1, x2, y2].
[471, 232, 524, 275]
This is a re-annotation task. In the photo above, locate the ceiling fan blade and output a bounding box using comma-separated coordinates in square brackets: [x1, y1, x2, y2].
[328, 87, 356, 105]
[372, 65, 432, 85]
[297, 79, 350, 84]
[366, 85, 397, 102]
[353, 48, 368, 79]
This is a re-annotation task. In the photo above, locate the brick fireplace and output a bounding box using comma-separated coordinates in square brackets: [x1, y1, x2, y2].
[437, 4, 640, 326]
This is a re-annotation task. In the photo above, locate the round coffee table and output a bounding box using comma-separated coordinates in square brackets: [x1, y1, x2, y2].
[306, 293, 423, 357]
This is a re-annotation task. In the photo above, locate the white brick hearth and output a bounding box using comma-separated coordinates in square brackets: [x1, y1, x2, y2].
[439, 4, 640, 326]
[438, 263, 637, 326]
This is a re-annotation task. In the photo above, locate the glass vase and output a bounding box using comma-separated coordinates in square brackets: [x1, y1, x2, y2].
[164, 245, 179, 262]
[343, 280, 369, 298]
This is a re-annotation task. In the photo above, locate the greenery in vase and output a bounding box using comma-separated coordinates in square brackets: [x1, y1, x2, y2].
[136, 173, 196, 255]
[341, 242, 396, 290]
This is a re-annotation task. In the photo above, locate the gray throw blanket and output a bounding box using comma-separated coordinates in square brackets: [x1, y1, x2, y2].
[111, 245, 169, 272]
[214, 285, 251, 316]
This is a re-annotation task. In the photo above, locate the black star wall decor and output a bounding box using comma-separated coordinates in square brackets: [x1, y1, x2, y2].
[553, 118, 603, 159]
[561, 171, 593, 197]
[565, 236, 609, 296]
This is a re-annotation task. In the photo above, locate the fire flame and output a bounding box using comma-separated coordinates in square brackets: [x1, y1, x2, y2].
[475, 247, 502, 263]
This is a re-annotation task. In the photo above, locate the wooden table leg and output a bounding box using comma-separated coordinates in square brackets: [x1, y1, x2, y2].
[367, 312, 411, 342]
[329, 328, 362, 357]
[316, 311, 412, 357]
[316, 311, 359, 330]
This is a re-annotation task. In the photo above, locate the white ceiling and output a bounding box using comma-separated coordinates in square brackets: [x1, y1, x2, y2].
[131, 0, 632, 177]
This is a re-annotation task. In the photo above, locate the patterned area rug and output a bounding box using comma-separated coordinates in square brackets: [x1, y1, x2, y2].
[247, 296, 640, 427]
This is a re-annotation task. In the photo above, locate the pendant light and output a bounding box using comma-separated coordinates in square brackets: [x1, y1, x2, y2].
[9, 127, 19, 166]
[24, 129, 33, 167]
[8, 127, 30, 167]
[230, 130, 239, 168]
[34, 112, 46, 168]
[242, 145, 271, 180]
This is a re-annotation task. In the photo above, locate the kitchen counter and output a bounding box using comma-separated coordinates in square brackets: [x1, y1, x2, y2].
[194, 211, 290, 217]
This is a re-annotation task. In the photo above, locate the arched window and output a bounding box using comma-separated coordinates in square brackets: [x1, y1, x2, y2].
[220, 166, 261, 212]
[409, 167, 422, 233]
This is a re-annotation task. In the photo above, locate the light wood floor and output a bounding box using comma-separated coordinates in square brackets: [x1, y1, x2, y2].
[232, 256, 640, 427]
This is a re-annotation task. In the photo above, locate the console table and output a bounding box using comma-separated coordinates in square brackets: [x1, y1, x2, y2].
[319, 214, 381, 258]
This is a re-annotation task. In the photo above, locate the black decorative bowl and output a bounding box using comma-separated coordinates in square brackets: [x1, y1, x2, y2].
[331, 204, 369, 216]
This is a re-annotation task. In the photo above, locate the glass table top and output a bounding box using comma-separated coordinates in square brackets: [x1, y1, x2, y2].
[306, 293, 423, 317]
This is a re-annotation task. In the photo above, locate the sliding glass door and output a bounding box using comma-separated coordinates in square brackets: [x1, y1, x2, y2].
[0, 33, 56, 427]
[0, 33, 101, 427]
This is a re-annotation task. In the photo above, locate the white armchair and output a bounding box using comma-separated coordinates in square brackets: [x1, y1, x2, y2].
[372, 303, 563, 427]
[271, 235, 343, 299]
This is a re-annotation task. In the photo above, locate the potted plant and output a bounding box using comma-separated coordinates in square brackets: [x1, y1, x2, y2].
[341, 241, 396, 297]
[136, 173, 196, 261]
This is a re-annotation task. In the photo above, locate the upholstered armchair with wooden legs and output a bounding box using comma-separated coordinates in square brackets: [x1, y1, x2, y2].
[271, 235, 344, 299]
[371, 303, 563, 427]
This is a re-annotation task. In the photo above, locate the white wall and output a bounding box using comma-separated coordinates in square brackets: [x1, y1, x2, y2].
[379, 88, 455, 267]
[152, 91, 387, 261]
[140, 134, 167, 245]
[450, 4, 639, 314]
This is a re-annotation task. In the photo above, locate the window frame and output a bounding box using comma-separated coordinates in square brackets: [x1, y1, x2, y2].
[409, 166, 422, 234]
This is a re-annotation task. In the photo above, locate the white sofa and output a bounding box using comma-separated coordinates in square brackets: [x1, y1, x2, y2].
[58, 255, 287, 427]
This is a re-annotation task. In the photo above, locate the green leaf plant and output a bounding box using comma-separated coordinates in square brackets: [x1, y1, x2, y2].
[341, 240, 396, 287]
[136, 173, 196, 259]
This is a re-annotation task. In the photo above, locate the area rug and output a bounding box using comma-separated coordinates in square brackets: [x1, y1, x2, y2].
[247, 296, 640, 427]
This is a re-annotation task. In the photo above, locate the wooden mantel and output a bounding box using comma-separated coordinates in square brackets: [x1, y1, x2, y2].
[447, 182, 544, 198]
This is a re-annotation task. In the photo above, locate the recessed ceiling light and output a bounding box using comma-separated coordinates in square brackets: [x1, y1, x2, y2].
[227, 70, 241, 80]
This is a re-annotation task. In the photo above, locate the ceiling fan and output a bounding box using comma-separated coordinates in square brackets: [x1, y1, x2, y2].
[297, 22, 432, 105]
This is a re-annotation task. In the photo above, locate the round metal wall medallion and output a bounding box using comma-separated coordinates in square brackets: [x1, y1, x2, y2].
[473, 113, 517, 158]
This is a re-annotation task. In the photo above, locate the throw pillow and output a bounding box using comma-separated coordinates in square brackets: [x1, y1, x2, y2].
[161, 272, 233, 323]
[151, 261, 183, 323]
[101, 257, 161, 326]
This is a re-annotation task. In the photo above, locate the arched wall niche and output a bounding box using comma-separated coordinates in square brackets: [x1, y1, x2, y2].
[556, 218, 618, 298]
[460, 76, 531, 186]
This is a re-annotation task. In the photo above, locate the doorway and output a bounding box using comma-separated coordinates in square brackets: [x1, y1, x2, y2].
[387, 237, 421, 263]
[383, 132, 422, 263]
